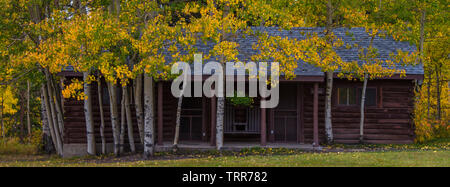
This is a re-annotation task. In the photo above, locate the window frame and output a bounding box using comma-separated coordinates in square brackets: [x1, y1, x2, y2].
[336, 87, 358, 106]
[335, 86, 378, 108]
[357, 87, 378, 107]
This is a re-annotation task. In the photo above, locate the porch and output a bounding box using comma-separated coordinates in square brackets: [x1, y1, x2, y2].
[155, 78, 324, 148]
[154, 141, 316, 152]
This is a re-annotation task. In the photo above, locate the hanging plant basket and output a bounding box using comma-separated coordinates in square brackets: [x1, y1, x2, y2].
[226, 91, 254, 108]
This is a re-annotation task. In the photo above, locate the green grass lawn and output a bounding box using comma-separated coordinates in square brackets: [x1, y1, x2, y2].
[0, 150, 448, 167]
[1, 138, 449, 167]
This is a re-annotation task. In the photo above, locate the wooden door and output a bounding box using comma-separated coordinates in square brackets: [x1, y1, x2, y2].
[274, 111, 297, 142]
[180, 97, 203, 141]
[273, 84, 299, 142]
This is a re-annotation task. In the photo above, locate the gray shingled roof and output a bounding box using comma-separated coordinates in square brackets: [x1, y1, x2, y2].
[330, 27, 423, 75]
[163, 27, 423, 76]
[64, 27, 424, 76]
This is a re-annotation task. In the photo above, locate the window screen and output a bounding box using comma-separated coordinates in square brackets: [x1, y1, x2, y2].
[338, 87, 357, 106]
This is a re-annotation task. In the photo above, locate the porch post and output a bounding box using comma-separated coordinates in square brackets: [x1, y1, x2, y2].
[157, 82, 163, 145]
[210, 96, 216, 146]
[297, 83, 304, 143]
[202, 97, 207, 141]
[269, 108, 274, 142]
[261, 98, 267, 146]
[313, 83, 319, 146]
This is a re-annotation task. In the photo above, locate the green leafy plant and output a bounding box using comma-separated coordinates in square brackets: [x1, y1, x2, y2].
[226, 91, 254, 107]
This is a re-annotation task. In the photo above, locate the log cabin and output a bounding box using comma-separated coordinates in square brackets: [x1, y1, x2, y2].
[58, 27, 424, 157]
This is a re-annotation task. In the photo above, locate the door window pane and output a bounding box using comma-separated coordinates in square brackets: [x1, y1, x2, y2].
[358, 88, 377, 106]
[348, 88, 356, 105]
[338, 87, 358, 106]
[366, 88, 376, 106]
[338, 88, 348, 105]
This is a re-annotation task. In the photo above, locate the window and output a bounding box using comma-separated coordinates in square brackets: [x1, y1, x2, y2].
[338, 87, 357, 106]
[358, 88, 377, 106]
[337, 87, 377, 107]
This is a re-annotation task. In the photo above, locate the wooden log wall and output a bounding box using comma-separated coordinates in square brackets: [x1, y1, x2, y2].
[329, 79, 415, 144]
[64, 78, 178, 144]
[302, 79, 415, 144]
[302, 83, 326, 143]
[64, 76, 416, 145]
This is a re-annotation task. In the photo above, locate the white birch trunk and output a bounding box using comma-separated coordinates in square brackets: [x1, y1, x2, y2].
[216, 96, 225, 150]
[120, 89, 125, 153]
[83, 72, 96, 155]
[419, 9, 430, 118]
[42, 84, 62, 156]
[419, 9, 425, 63]
[134, 74, 144, 144]
[216, 65, 225, 150]
[97, 78, 106, 154]
[1, 92, 4, 139]
[53, 79, 65, 133]
[143, 74, 155, 158]
[107, 82, 120, 156]
[47, 76, 64, 139]
[41, 86, 55, 146]
[173, 81, 187, 151]
[45, 75, 64, 137]
[359, 33, 375, 143]
[324, 0, 334, 144]
[359, 74, 368, 143]
[40, 92, 54, 153]
[27, 80, 31, 135]
[324, 71, 334, 143]
[427, 72, 431, 117]
[173, 96, 183, 150]
[124, 85, 136, 153]
[435, 66, 441, 120]
[46, 80, 63, 155]
[215, 3, 229, 151]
